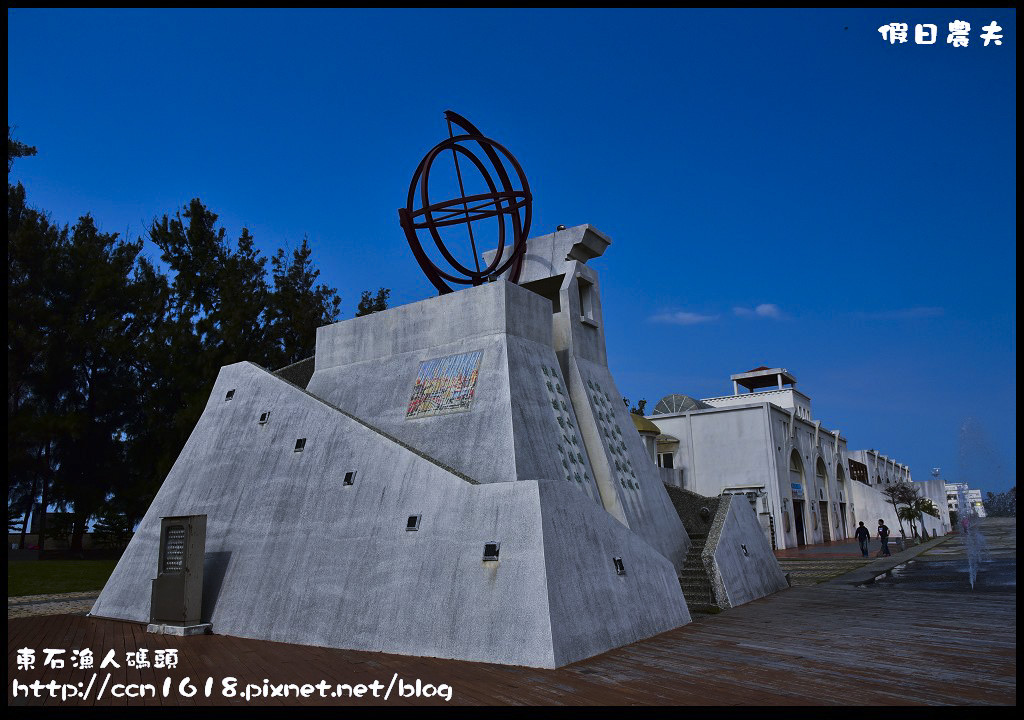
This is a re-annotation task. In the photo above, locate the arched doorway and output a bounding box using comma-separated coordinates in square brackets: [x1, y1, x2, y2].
[789, 450, 807, 547]
[836, 463, 849, 538]
[816, 458, 830, 542]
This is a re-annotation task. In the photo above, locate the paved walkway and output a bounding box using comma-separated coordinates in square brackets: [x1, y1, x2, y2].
[8, 592, 99, 620]
[7, 518, 1015, 705]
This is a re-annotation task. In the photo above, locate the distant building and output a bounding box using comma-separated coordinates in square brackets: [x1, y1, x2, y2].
[648, 366, 950, 549]
[945, 482, 987, 518]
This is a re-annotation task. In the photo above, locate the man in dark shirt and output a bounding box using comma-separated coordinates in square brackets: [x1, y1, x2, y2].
[878, 519, 891, 557]
[855, 521, 871, 557]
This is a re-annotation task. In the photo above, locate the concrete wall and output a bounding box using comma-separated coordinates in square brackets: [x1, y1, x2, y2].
[307, 282, 564, 488]
[706, 495, 788, 609]
[662, 485, 721, 539]
[662, 487, 786, 609]
[92, 361, 689, 668]
[485, 227, 690, 571]
[95, 223, 697, 668]
[703, 387, 812, 420]
[849, 479, 950, 541]
[651, 401, 857, 550]
[849, 449, 913, 486]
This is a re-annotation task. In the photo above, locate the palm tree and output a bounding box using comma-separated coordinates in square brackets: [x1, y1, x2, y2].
[897, 498, 941, 540]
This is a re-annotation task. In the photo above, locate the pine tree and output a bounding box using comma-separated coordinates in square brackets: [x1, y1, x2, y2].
[355, 287, 391, 317]
[268, 236, 341, 365]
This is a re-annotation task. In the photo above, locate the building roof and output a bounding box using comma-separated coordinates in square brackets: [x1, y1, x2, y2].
[730, 367, 797, 390]
[630, 413, 661, 435]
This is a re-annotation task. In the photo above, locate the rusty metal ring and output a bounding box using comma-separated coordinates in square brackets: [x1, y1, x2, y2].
[399, 111, 532, 295]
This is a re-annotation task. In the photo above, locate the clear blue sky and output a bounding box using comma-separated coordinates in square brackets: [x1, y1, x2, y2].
[8, 9, 1016, 493]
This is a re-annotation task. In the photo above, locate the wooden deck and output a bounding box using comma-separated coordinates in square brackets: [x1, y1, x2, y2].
[8, 520, 1017, 706]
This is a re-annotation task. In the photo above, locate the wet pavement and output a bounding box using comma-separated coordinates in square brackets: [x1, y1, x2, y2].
[875, 517, 1016, 594]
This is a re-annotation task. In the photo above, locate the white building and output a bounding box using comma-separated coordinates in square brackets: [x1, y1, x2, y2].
[648, 367, 950, 549]
[945, 482, 987, 518]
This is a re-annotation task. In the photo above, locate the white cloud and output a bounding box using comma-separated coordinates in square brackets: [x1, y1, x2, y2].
[649, 310, 719, 325]
[734, 303, 783, 319]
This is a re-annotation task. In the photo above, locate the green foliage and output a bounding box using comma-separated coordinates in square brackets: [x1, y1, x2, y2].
[984, 486, 1016, 517]
[630, 399, 648, 415]
[8, 141, 351, 542]
[8, 506, 25, 532]
[887, 483, 939, 539]
[43, 513, 78, 549]
[356, 287, 391, 317]
[92, 508, 134, 550]
[880, 481, 920, 537]
[269, 235, 342, 365]
[8, 125, 37, 173]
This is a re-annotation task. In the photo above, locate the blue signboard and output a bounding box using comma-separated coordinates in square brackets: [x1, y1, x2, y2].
[791, 482, 804, 499]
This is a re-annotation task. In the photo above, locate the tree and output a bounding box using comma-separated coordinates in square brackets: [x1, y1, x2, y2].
[8, 179, 67, 553]
[268, 235, 341, 365]
[44, 214, 150, 550]
[630, 399, 648, 415]
[897, 497, 940, 540]
[8, 125, 37, 173]
[355, 287, 390, 317]
[92, 505, 134, 550]
[983, 487, 1016, 517]
[880, 481, 917, 539]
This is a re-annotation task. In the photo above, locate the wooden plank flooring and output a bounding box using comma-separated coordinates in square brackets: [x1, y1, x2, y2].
[7, 580, 1015, 706]
[8, 520, 1016, 706]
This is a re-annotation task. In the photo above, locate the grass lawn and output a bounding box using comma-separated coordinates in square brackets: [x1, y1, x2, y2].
[7, 559, 119, 597]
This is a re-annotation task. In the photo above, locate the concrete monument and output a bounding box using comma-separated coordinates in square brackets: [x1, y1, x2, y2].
[92, 113, 709, 668]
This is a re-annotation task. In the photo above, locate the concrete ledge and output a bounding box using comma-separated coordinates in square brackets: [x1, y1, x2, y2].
[146, 623, 212, 636]
[827, 534, 954, 586]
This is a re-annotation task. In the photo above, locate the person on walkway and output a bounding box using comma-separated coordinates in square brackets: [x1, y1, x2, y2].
[855, 521, 871, 557]
[877, 519, 891, 557]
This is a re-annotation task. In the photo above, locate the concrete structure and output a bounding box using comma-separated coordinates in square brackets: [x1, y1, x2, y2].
[664, 486, 788, 610]
[93, 225, 704, 669]
[649, 367, 950, 549]
[945, 482, 987, 518]
[847, 473, 949, 540]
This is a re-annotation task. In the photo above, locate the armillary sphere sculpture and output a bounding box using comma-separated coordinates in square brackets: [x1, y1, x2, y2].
[399, 111, 532, 295]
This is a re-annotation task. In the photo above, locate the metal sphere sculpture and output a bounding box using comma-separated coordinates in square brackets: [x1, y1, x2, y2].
[399, 111, 532, 295]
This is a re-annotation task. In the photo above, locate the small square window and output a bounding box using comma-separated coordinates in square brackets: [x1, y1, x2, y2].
[225, 389, 235, 401]
[343, 471, 356, 486]
[613, 556, 626, 575]
[483, 542, 500, 561]
[406, 515, 421, 531]
[294, 438, 306, 452]
[259, 412, 270, 424]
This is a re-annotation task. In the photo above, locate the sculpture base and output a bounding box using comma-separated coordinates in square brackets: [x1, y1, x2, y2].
[146, 622, 212, 636]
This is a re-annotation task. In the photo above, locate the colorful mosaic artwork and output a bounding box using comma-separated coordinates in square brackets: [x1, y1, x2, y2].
[406, 350, 483, 419]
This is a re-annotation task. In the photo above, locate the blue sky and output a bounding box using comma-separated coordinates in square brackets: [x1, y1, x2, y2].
[8, 9, 1016, 493]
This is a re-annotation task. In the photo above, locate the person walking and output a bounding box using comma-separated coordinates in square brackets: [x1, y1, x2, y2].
[877, 519, 891, 557]
[855, 521, 871, 557]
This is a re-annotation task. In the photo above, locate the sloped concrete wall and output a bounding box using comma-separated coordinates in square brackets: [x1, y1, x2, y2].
[706, 495, 788, 608]
[537, 480, 690, 667]
[481, 227, 690, 572]
[93, 362, 689, 668]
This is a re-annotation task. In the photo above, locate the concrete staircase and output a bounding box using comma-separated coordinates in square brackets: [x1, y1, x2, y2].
[678, 534, 719, 613]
